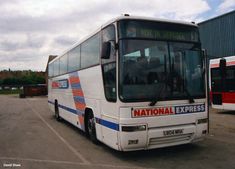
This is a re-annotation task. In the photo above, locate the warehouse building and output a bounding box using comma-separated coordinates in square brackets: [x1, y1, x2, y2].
[199, 10, 235, 59]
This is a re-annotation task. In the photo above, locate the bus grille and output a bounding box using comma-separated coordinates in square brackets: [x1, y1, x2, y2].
[149, 133, 193, 146]
[212, 93, 222, 105]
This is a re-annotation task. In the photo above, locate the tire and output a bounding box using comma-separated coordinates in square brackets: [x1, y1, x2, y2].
[54, 101, 61, 121]
[87, 112, 98, 143]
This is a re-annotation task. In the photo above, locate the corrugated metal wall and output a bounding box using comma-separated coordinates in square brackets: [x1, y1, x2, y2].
[199, 11, 235, 59]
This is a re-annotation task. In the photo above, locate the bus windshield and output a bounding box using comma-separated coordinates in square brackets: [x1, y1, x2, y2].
[118, 20, 204, 102]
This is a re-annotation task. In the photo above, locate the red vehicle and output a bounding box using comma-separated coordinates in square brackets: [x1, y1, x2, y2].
[209, 56, 235, 110]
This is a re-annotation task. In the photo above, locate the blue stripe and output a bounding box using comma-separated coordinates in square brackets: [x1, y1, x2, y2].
[70, 83, 81, 89]
[48, 100, 54, 104]
[76, 109, 84, 116]
[58, 104, 77, 115]
[48, 100, 77, 115]
[48, 100, 119, 131]
[96, 117, 119, 131]
[73, 96, 85, 104]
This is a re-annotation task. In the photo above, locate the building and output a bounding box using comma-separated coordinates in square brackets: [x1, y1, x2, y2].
[199, 10, 235, 59]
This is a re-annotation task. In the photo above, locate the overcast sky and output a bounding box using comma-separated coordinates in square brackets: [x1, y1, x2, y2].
[0, 0, 234, 71]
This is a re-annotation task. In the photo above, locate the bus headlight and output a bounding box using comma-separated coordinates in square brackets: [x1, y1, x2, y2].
[197, 118, 208, 124]
[122, 125, 147, 132]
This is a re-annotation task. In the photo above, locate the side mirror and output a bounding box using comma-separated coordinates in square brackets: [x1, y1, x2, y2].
[202, 49, 207, 58]
[101, 42, 111, 59]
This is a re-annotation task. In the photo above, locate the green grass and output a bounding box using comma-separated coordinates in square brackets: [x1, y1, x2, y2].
[0, 89, 23, 95]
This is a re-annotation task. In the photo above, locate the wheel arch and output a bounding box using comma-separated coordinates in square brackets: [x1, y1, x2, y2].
[84, 107, 94, 134]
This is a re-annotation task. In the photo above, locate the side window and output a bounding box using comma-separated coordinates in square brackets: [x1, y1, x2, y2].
[225, 65, 235, 91]
[81, 33, 100, 69]
[68, 46, 80, 72]
[48, 63, 54, 77]
[59, 54, 68, 74]
[53, 59, 59, 76]
[101, 25, 116, 102]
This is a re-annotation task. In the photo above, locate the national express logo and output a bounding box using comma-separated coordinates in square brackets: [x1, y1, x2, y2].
[132, 104, 205, 118]
[52, 79, 69, 89]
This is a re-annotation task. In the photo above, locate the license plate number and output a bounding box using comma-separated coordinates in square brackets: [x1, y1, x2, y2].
[163, 129, 184, 136]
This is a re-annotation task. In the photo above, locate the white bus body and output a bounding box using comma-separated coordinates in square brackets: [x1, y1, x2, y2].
[48, 16, 208, 151]
[209, 56, 235, 110]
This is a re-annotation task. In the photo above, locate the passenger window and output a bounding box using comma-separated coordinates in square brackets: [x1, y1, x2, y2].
[48, 63, 54, 77]
[225, 66, 235, 91]
[81, 33, 100, 68]
[59, 54, 68, 74]
[53, 60, 59, 76]
[68, 46, 80, 71]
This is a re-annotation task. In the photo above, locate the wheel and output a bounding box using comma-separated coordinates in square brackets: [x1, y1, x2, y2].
[54, 101, 61, 121]
[87, 112, 98, 143]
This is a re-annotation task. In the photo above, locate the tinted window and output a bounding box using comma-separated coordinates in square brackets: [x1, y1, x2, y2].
[59, 54, 68, 74]
[53, 59, 59, 76]
[48, 63, 54, 77]
[169, 42, 204, 96]
[119, 20, 199, 42]
[225, 66, 235, 91]
[103, 26, 115, 42]
[68, 46, 80, 71]
[120, 40, 169, 101]
[119, 40, 204, 102]
[81, 33, 100, 68]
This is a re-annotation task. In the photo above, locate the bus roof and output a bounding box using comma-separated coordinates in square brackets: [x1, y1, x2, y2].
[210, 56, 235, 63]
[102, 15, 198, 28]
[210, 56, 235, 68]
[49, 15, 198, 64]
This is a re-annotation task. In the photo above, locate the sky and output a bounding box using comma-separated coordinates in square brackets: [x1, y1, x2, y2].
[0, 0, 235, 71]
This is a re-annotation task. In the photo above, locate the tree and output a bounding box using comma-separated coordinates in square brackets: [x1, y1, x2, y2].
[0, 70, 46, 86]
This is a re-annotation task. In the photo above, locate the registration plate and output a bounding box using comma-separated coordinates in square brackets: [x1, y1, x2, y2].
[163, 129, 184, 136]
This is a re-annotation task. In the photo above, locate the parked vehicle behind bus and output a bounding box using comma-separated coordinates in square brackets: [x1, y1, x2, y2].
[48, 15, 208, 151]
[209, 56, 235, 110]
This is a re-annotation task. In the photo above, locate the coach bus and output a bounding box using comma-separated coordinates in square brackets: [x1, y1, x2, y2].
[209, 56, 235, 110]
[48, 15, 208, 151]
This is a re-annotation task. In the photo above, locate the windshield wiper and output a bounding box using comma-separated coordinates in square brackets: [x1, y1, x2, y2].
[149, 74, 195, 106]
[148, 73, 171, 106]
[149, 83, 166, 106]
[184, 87, 195, 103]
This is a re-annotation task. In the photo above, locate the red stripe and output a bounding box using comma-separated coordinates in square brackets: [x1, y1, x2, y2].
[69, 77, 80, 84]
[211, 61, 235, 68]
[210, 63, 219, 68]
[209, 91, 212, 104]
[211, 92, 235, 104]
[227, 61, 235, 66]
[75, 102, 86, 110]
[78, 115, 84, 125]
[72, 89, 84, 97]
[223, 92, 235, 104]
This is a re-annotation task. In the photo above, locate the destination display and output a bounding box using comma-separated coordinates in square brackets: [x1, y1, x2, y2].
[132, 103, 205, 118]
[119, 20, 199, 42]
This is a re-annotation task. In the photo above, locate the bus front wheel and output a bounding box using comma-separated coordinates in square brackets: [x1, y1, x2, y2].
[87, 112, 98, 143]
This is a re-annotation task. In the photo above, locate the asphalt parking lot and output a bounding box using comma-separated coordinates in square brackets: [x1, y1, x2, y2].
[0, 95, 235, 169]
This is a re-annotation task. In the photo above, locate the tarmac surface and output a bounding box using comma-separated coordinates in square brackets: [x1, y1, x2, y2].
[0, 95, 235, 169]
